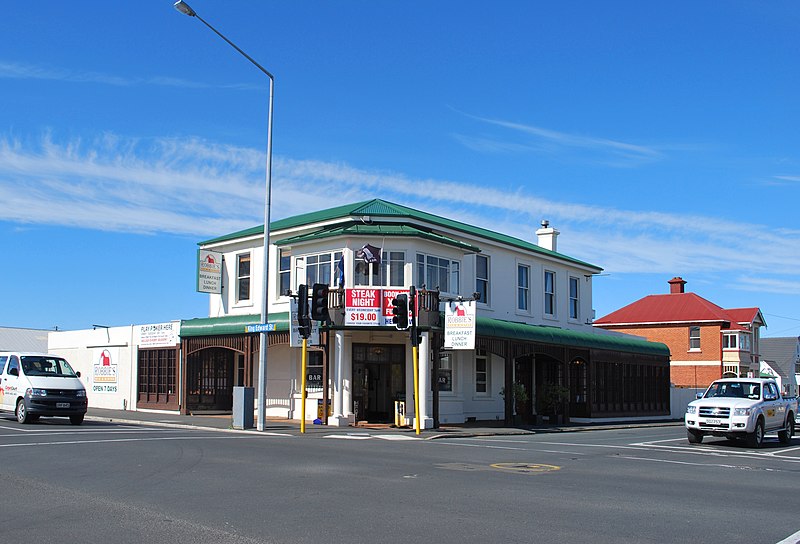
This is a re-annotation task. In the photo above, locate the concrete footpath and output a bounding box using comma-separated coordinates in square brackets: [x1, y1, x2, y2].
[86, 407, 682, 439]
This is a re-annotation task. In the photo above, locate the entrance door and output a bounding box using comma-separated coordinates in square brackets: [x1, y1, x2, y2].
[352, 344, 405, 423]
[514, 356, 534, 422]
[186, 348, 234, 412]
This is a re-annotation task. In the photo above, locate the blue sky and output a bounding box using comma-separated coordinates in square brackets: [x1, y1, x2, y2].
[2, 1, 799, 338]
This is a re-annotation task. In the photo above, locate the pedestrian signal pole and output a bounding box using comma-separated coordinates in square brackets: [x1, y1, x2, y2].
[297, 284, 311, 433]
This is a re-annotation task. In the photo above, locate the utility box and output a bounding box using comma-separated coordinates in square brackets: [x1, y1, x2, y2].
[232, 386, 254, 429]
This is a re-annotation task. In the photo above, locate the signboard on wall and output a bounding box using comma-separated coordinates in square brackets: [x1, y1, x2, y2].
[135, 322, 179, 348]
[197, 249, 223, 294]
[444, 300, 476, 350]
[92, 348, 119, 394]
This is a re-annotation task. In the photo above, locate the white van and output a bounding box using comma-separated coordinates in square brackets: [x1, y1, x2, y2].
[0, 352, 88, 425]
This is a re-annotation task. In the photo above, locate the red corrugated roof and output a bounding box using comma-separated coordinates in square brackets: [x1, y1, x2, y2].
[595, 292, 758, 328]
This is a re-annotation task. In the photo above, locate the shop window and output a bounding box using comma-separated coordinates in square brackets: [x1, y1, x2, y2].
[475, 349, 489, 395]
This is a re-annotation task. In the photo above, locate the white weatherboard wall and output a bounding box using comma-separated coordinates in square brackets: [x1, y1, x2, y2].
[48, 322, 180, 412]
[49, 326, 135, 410]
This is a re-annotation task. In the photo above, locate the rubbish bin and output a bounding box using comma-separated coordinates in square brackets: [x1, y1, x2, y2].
[232, 386, 254, 429]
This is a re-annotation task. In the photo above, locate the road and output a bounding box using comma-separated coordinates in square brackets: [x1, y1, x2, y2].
[0, 416, 798, 544]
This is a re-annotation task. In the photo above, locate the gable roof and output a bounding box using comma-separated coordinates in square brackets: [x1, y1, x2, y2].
[200, 199, 601, 271]
[594, 291, 759, 329]
[759, 336, 800, 378]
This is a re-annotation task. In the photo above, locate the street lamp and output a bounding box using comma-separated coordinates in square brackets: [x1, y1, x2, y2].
[174, 0, 274, 432]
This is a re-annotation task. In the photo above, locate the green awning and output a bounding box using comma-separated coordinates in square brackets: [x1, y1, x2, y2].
[476, 316, 670, 356]
[180, 312, 291, 337]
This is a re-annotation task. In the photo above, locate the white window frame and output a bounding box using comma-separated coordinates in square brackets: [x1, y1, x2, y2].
[722, 333, 738, 350]
[544, 270, 556, 317]
[236, 253, 251, 303]
[689, 326, 701, 351]
[569, 276, 580, 320]
[416, 253, 459, 295]
[517, 264, 530, 313]
[302, 250, 343, 288]
[475, 349, 489, 396]
[476, 255, 490, 305]
[278, 249, 291, 297]
[380, 251, 406, 287]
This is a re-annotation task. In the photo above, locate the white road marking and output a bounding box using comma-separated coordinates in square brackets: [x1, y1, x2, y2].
[0, 434, 288, 448]
[775, 529, 800, 544]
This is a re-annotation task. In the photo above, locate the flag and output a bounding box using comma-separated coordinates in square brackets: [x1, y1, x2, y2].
[357, 244, 381, 265]
[336, 255, 345, 287]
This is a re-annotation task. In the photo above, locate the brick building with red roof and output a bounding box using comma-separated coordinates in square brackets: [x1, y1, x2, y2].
[593, 277, 765, 388]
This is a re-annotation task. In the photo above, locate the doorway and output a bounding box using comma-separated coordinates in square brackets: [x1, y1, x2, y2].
[352, 344, 405, 423]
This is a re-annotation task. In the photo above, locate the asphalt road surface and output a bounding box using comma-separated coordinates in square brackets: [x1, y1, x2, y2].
[0, 417, 798, 544]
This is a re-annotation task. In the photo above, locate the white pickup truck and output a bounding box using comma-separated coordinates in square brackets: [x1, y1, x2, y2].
[685, 378, 796, 448]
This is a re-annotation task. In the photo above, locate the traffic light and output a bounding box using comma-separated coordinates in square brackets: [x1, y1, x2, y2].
[392, 293, 409, 330]
[310, 283, 330, 322]
[297, 284, 311, 338]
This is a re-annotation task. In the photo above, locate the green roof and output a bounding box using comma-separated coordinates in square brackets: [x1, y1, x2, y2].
[180, 313, 290, 337]
[275, 222, 481, 253]
[199, 199, 602, 271]
[477, 316, 670, 356]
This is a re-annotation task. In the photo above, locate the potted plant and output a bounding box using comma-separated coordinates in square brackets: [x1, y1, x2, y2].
[539, 383, 570, 424]
[500, 382, 529, 424]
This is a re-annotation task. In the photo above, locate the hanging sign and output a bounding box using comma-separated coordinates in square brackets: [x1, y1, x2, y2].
[444, 300, 476, 350]
[197, 249, 223, 294]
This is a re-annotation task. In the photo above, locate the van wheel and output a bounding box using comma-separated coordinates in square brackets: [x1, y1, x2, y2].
[687, 429, 704, 444]
[747, 418, 764, 448]
[778, 415, 794, 444]
[69, 414, 84, 426]
[16, 399, 32, 424]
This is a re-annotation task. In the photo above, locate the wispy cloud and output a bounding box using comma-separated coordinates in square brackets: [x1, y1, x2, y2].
[0, 61, 261, 90]
[452, 110, 664, 167]
[1, 132, 799, 296]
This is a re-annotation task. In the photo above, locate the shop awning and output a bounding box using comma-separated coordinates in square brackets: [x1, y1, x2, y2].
[180, 312, 291, 337]
[476, 316, 670, 356]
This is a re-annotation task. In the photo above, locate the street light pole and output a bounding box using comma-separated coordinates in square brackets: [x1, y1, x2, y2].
[174, 0, 274, 431]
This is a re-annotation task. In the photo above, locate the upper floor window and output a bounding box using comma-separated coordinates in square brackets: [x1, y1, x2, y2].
[476, 255, 489, 304]
[417, 253, 459, 294]
[722, 333, 738, 350]
[689, 326, 701, 350]
[569, 276, 579, 320]
[544, 270, 556, 316]
[279, 249, 291, 296]
[305, 251, 343, 287]
[517, 264, 530, 312]
[740, 334, 751, 351]
[380, 251, 406, 287]
[236, 253, 251, 302]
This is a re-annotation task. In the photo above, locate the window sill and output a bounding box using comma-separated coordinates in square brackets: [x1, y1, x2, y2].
[687, 348, 702, 353]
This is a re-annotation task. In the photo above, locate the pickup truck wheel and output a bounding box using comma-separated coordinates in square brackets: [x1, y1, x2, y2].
[747, 418, 764, 448]
[687, 429, 704, 444]
[778, 415, 794, 444]
[16, 399, 32, 424]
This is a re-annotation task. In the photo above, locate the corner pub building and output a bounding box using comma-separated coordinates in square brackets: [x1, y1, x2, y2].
[180, 199, 670, 427]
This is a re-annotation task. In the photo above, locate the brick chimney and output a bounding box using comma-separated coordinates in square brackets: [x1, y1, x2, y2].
[536, 220, 560, 252]
[669, 277, 687, 294]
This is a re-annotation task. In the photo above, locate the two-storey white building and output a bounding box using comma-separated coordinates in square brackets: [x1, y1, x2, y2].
[180, 199, 670, 426]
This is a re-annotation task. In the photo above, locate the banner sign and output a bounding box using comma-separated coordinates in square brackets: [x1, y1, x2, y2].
[344, 288, 382, 326]
[136, 322, 179, 348]
[197, 249, 223, 294]
[444, 300, 476, 350]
